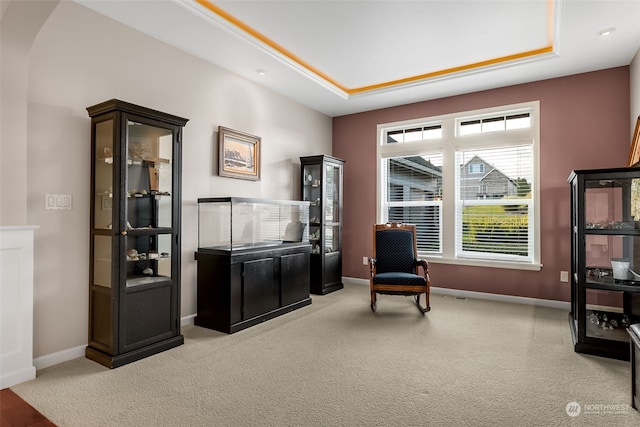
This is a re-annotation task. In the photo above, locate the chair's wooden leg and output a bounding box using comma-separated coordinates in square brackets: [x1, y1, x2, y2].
[371, 291, 377, 312]
[415, 294, 430, 314]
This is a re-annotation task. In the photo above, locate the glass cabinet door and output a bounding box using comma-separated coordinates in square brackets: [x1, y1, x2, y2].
[302, 163, 322, 254]
[94, 119, 114, 231]
[124, 121, 174, 288]
[324, 163, 341, 253]
[93, 119, 114, 290]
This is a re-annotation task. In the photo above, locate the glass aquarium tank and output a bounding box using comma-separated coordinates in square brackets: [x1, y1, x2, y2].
[197, 197, 310, 251]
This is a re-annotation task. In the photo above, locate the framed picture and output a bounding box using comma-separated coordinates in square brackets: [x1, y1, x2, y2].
[627, 116, 640, 166]
[218, 126, 261, 180]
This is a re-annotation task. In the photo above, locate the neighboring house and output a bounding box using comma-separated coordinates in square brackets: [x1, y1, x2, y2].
[388, 156, 442, 200]
[459, 155, 518, 199]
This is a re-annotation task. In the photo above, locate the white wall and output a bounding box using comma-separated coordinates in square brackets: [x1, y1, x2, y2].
[10, 1, 331, 360]
[631, 47, 640, 134]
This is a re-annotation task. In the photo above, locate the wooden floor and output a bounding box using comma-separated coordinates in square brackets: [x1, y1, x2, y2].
[0, 388, 55, 427]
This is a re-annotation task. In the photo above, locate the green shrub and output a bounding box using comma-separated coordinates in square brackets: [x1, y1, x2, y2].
[462, 205, 528, 256]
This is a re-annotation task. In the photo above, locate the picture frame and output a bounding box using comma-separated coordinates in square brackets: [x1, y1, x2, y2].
[218, 126, 261, 180]
[627, 116, 640, 167]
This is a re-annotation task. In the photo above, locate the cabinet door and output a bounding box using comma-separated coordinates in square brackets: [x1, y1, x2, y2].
[302, 163, 322, 254]
[119, 118, 177, 351]
[121, 119, 175, 287]
[90, 117, 116, 352]
[324, 162, 341, 254]
[243, 258, 278, 319]
[281, 252, 310, 305]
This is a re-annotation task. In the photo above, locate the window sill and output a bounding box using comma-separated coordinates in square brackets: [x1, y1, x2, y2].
[425, 256, 543, 271]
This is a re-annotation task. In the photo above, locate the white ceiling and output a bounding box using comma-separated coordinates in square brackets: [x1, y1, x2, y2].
[73, 0, 640, 117]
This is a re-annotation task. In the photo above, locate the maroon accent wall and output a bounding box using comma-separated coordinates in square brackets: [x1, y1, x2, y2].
[333, 67, 631, 302]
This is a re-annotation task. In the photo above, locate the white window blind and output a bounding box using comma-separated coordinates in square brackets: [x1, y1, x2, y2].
[385, 154, 443, 253]
[455, 145, 533, 262]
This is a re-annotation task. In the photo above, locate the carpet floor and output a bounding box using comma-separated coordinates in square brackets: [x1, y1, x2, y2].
[11, 283, 640, 426]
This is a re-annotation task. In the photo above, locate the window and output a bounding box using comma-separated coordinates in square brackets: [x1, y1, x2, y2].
[385, 155, 443, 252]
[468, 163, 484, 174]
[386, 124, 442, 143]
[377, 102, 540, 270]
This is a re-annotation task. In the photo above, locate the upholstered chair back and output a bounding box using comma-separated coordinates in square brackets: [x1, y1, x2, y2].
[375, 229, 416, 274]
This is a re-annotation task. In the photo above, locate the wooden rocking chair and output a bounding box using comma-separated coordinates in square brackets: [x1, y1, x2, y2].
[369, 223, 431, 314]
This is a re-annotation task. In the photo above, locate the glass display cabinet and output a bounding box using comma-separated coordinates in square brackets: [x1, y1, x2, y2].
[87, 99, 187, 368]
[569, 167, 640, 360]
[195, 197, 312, 333]
[300, 155, 345, 295]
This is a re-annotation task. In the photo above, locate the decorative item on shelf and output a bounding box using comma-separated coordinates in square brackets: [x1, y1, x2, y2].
[142, 267, 153, 276]
[218, 126, 261, 181]
[611, 258, 631, 280]
[103, 147, 113, 164]
[129, 141, 151, 161]
[148, 167, 159, 192]
[630, 268, 640, 281]
[589, 311, 631, 330]
[586, 220, 636, 229]
[586, 266, 611, 279]
[127, 249, 139, 261]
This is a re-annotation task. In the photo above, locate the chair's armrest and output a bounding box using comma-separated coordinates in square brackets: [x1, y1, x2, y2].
[415, 259, 429, 274]
[369, 258, 376, 276]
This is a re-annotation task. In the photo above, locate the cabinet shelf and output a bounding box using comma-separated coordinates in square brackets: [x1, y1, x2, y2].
[127, 158, 171, 166]
[586, 279, 640, 293]
[584, 229, 640, 236]
[126, 275, 171, 288]
[125, 227, 173, 235]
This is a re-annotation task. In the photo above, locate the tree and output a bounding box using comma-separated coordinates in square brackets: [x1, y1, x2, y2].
[516, 178, 531, 197]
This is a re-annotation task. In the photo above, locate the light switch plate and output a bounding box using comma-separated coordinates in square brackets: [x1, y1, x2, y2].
[45, 193, 72, 210]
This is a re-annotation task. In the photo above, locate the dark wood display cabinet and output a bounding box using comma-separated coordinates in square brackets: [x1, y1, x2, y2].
[300, 155, 345, 295]
[569, 167, 640, 361]
[195, 197, 312, 334]
[86, 99, 187, 368]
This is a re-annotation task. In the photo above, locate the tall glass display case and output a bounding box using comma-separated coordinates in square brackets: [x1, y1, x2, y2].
[569, 167, 640, 360]
[87, 99, 187, 368]
[300, 155, 345, 295]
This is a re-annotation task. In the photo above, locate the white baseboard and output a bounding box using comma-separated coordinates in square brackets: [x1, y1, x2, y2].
[342, 276, 571, 310]
[181, 313, 196, 326]
[34, 314, 197, 371]
[34, 345, 85, 370]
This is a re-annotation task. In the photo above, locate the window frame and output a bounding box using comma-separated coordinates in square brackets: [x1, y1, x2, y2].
[377, 101, 541, 271]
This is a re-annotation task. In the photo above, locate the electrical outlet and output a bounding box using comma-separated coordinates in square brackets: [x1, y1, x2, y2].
[363, 256, 368, 265]
[560, 271, 569, 282]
